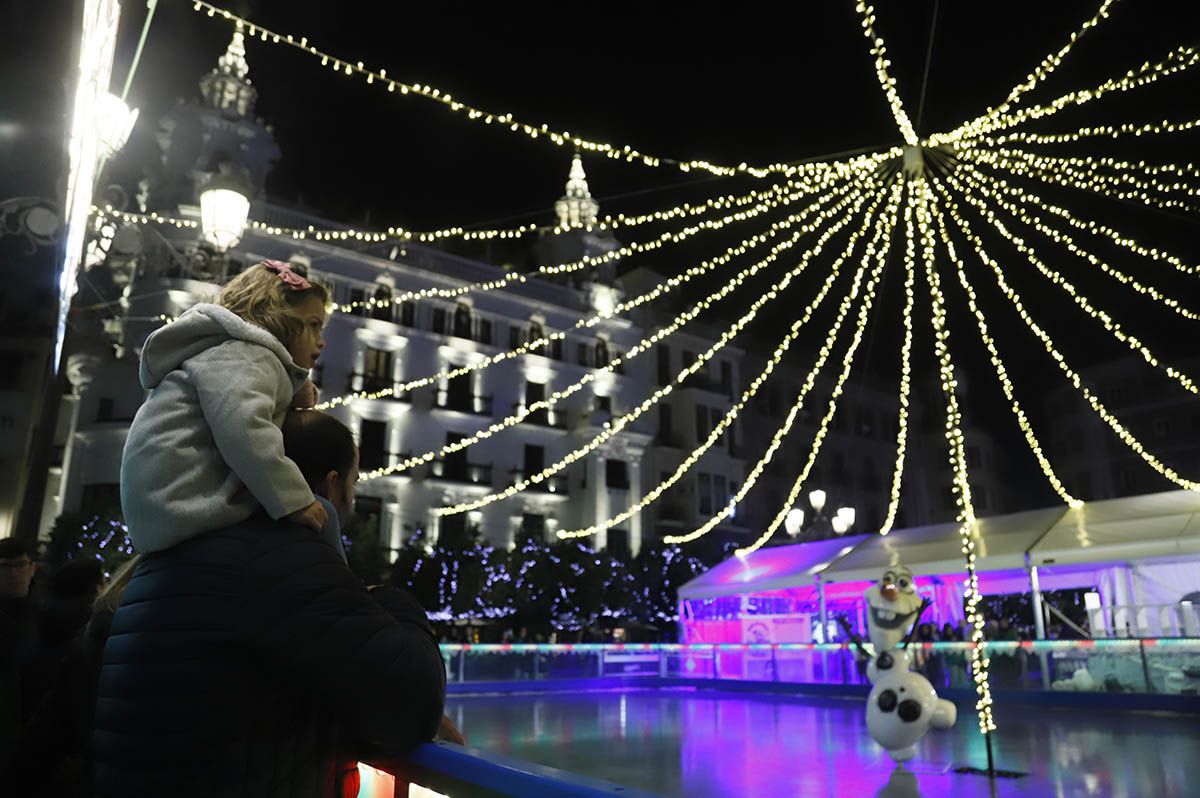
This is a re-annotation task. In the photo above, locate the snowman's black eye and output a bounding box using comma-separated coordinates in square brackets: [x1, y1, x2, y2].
[878, 689, 898, 713]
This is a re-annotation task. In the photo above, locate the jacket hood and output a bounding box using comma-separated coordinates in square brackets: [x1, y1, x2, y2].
[139, 303, 306, 389]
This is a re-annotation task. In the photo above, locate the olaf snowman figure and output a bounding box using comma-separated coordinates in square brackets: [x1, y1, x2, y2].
[841, 565, 957, 762]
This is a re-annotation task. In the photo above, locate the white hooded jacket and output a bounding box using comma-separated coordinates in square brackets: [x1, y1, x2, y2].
[120, 303, 315, 553]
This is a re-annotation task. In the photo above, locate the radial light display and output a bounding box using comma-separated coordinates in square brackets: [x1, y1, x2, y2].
[178, 0, 1200, 742]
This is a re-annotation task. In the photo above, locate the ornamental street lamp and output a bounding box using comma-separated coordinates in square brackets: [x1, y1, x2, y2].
[199, 172, 251, 252]
[784, 488, 856, 540]
[96, 92, 138, 157]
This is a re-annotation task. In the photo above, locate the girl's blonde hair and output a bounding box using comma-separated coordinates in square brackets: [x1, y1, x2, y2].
[95, 555, 140, 615]
[218, 262, 331, 349]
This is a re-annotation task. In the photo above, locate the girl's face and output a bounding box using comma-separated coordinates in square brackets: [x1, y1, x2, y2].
[288, 294, 327, 370]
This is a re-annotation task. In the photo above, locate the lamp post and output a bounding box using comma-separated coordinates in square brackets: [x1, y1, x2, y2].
[199, 172, 251, 252]
[784, 488, 856, 541]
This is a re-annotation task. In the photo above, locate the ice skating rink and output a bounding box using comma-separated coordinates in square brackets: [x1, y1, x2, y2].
[446, 688, 1199, 797]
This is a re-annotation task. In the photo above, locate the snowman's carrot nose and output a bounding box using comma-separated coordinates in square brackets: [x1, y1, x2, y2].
[881, 584, 898, 601]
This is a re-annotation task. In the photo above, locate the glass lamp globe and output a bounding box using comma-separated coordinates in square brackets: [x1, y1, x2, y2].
[831, 516, 849, 535]
[200, 183, 250, 251]
[808, 489, 827, 513]
[836, 507, 856, 527]
[96, 92, 138, 156]
[784, 509, 805, 537]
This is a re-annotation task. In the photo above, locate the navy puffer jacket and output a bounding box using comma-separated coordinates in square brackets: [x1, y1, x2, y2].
[92, 515, 445, 798]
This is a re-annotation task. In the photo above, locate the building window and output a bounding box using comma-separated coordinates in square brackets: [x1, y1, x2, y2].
[431, 308, 447, 334]
[528, 321, 546, 356]
[509, 326, 521, 350]
[453, 303, 473, 339]
[477, 318, 493, 345]
[607, 528, 630, 559]
[577, 342, 589, 367]
[657, 345, 671, 386]
[523, 444, 545, 475]
[521, 513, 546, 542]
[550, 339, 564, 361]
[399, 300, 416, 327]
[371, 285, 393, 322]
[606, 459, 630, 490]
[594, 338, 610, 368]
[348, 288, 368, 317]
[363, 348, 393, 392]
[698, 473, 713, 515]
[358, 419, 387, 472]
[596, 394, 613, 413]
[659, 403, 672, 440]
[695, 405, 708, 442]
[720, 361, 733, 398]
[525, 381, 548, 425]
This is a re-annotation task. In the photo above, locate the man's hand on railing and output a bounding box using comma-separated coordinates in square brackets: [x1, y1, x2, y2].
[436, 714, 466, 745]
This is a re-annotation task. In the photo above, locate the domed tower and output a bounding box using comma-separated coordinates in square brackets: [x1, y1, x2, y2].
[139, 31, 280, 214]
[535, 153, 622, 292]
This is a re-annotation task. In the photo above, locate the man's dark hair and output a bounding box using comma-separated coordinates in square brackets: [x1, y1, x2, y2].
[0, 537, 35, 560]
[49, 557, 104, 598]
[282, 410, 357, 491]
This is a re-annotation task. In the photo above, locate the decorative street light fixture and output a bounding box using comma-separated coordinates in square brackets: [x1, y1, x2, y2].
[784, 488, 856, 540]
[199, 172, 251, 252]
[95, 92, 138, 157]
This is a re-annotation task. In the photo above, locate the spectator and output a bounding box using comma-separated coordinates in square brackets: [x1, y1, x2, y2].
[92, 412, 447, 797]
[1, 537, 38, 773]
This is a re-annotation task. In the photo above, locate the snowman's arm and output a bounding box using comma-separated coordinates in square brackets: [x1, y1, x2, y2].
[901, 598, 932, 650]
[835, 614, 872, 660]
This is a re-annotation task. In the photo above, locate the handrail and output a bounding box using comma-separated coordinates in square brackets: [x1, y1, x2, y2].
[367, 741, 667, 798]
[437, 638, 1200, 654]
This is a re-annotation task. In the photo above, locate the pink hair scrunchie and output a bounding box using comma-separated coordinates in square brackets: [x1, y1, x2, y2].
[262, 259, 313, 291]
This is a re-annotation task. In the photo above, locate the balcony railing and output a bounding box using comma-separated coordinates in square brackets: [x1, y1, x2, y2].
[348, 373, 411, 402]
[429, 458, 493, 485]
[511, 402, 567, 429]
[434, 391, 494, 416]
[509, 469, 568, 495]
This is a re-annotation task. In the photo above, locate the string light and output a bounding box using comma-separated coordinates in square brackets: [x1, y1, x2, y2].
[335, 161, 883, 314]
[959, 161, 1198, 276]
[853, 1, 919, 146]
[433, 184, 879, 514]
[916, 178, 995, 736]
[947, 174, 1200, 396]
[556, 185, 891, 539]
[936, 0, 1120, 143]
[186, 0, 884, 179]
[963, 147, 1200, 215]
[877, 195, 916, 536]
[327, 180, 865, 412]
[933, 178, 1200, 492]
[977, 117, 1200, 148]
[954, 165, 1200, 321]
[360, 183, 871, 484]
[930, 185, 1082, 508]
[728, 179, 904, 555]
[930, 45, 1200, 146]
[97, 174, 841, 246]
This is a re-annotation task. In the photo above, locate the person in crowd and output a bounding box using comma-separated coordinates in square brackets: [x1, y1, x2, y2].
[93, 408, 452, 796]
[120, 259, 331, 557]
[0, 537, 38, 773]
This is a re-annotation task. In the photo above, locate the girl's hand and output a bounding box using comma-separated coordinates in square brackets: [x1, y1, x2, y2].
[285, 500, 327, 532]
[291, 380, 319, 409]
[436, 714, 466, 745]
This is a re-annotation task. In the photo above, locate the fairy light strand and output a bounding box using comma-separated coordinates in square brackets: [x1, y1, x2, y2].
[555, 185, 891, 539]
[432, 185, 879, 514]
[978, 117, 1200, 148]
[853, 1, 919, 145]
[930, 184, 1082, 508]
[917, 178, 995, 735]
[729, 179, 904, 555]
[933, 177, 1200, 492]
[360, 184, 871, 484]
[878, 195, 916, 535]
[329, 180, 864, 412]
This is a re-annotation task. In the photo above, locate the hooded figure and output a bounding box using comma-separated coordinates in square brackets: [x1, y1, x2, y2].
[120, 303, 315, 554]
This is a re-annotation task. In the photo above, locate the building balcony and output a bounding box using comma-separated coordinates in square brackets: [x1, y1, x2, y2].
[682, 374, 733, 398]
[511, 402, 568, 430]
[429, 458, 493, 486]
[347, 374, 411, 402]
[434, 391, 493, 416]
[508, 469, 569, 497]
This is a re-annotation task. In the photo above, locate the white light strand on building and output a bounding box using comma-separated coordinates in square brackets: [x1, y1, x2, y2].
[937, 0, 1120, 143]
[556, 187, 891, 539]
[728, 179, 904, 555]
[187, 0, 887, 179]
[947, 175, 1200, 396]
[336, 163, 876, 314]
[930, 187, 1082, 508]
[878, 196, 916, 536]
[432, 185, 879, 514]
[929, 45, 1200, 146]
[852, 1, 920, 146]
[933, 178, 1200, 492]
[955, 165, 1200, 321]
[325, 182, 863, 411]
[959, 161, 1198, 276]
[359, 184, 871, 484]
[917, 178, 996, 736]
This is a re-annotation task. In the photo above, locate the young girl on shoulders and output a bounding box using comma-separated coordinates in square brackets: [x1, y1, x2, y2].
[121, 260, 331, 553]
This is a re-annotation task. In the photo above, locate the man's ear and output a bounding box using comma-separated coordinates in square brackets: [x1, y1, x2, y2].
[320, 469, 339, 500]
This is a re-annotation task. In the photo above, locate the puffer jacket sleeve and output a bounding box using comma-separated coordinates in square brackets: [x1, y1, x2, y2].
[239, 528, 446, 753]
[185, 342, 314, 520]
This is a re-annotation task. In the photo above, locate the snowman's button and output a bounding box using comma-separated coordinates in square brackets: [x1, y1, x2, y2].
[877, 689, 898, 712]
[898, 699, 922, 722]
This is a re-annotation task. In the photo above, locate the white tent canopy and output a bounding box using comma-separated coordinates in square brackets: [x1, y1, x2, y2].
[1029, 490, 1200, 567]
[678, 534, 870, 600]
[815, 507, 1068, 584]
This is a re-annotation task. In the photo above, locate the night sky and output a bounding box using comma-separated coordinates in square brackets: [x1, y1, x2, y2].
[5, 0, 1200, 510]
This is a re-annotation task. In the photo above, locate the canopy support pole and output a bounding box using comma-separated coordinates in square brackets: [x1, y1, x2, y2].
[817, 578, 828, 642]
